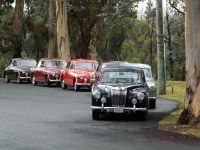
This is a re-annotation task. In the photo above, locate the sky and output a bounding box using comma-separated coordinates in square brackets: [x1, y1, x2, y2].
[137, 0, 167, 19]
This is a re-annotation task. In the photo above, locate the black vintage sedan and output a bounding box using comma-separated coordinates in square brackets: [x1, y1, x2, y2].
[91, 66, 149, 120]
[4, 58, 37, 83]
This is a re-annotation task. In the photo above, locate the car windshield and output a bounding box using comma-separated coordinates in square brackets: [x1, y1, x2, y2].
[46, 60, 67, 68]
[143, 68, 153, 81]
[75, 62, 96, 69]
[101, 70, 143, 84]
[17, 60, 37, 67]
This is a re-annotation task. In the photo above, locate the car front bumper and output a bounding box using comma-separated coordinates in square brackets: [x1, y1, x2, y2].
[91, 106, 148, 112]
[77, 82, 91, 86]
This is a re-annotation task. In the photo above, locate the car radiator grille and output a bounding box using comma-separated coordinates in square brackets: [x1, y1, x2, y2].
[111, 89, 127, 106]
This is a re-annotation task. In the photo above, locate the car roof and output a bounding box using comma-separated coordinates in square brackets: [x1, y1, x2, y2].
[12, 58, 36, 61]
[101, 61, 128, 65]
[102, 65, 143, 72]
[127, 63, 151, 69]
[70, 59, 97, 62]
[40, 58, 66, 61]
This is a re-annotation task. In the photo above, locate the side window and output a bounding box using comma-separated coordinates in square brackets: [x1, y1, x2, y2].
[66, 62, 71, 69]
[37, 61, 41, 67]
[13, 60, 17, 66]
[70, 63, 75, 69]
[41, 61, 46, 67]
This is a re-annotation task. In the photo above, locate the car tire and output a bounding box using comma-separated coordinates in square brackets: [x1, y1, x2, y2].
[149, 100, 156, 109]
[17, 75, 22, 84]
[56, 82, 60, 87]
[61, 78, 67, 89]
[5, 74, 10, 83]
[46, 76, 51, 87]
[92, 110, 100, 120]
[32, 76, 37, 86]
[73, 79, 79, 91]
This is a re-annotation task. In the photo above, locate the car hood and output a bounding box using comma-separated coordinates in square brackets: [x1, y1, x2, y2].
[72, 69, 95, 75]
[15, 66, 34, 71]
[96, 83, 145, 91]
[45, 67, 62, 74]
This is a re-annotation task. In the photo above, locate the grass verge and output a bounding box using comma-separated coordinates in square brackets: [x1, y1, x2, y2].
[158, 81, 200, 138]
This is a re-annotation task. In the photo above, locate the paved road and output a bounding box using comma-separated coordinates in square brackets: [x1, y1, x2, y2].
[0, 80, 199, 150]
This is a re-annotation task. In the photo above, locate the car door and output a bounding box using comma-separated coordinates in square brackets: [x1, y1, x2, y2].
[65, 62, 75, 86]
[10, 60, 18, 80]
[5, 62, 13, 79]
[34, 60, 42, 82]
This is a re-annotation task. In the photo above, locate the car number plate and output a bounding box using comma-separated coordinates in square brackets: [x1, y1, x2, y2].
[114, 108, 124, 113]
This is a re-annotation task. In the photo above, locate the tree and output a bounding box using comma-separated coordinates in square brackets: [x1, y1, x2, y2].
[68, 0, 140, 58]
[156, 0, 166, 94]
[12, 0, 24, 58]
[178, 0, 200, 125]
[55, 0, 70, 60]
[145, 0, 156, 66]
[48, 0, 55, 58]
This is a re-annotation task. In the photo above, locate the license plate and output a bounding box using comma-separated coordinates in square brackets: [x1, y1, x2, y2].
[114, 108, 124, 113]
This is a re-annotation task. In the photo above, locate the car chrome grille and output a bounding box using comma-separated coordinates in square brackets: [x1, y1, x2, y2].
[111, 89, 127, 106]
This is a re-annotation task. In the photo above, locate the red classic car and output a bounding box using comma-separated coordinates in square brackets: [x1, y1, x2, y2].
[4, 58, 37, 84]
[61, 59, 98, 91]
[31, 58, 67, 87]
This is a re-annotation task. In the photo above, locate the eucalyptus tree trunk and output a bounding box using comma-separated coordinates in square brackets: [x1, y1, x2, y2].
[178, 0, 200, 125]
[48, 0, 55, 58]
[88, 24, 97, 59]
[156, 0, 166, 95]
[55, 0, 70, 60]
[12, 0, 24, 58]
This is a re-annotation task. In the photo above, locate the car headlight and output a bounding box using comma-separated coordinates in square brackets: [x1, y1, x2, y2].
[51, 73, 56, 76]
[132, 98, 137, 105]
[149, 86, 156, 92]
[92, 89, 101, 99]
[22, 70, 25, 74]
[137, 93, 145, 100]
[101, 97, 106, 103]
[89, 73, 95, 79]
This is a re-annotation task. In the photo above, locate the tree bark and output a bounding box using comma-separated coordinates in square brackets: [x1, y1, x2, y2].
[166, 13, 174, 79]
[12, 0, 24, 58]
[48, 0, 55, 58]
[178, 0, 200, 126]
[55, 0, 70, 60]
[88, 24, 97, 59]
[156, 0, 166, 95]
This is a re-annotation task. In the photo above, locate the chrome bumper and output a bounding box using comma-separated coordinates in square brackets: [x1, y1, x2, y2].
[19, 76, 30, 79]
[149, 97, 156, 100]
[91, 106, 148, 111]
[77, 83, 91, 86]
[49, 79, 60, 82]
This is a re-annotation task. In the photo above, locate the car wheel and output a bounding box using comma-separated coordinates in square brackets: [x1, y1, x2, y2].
[5, 74, 10, 83]
[32, 76, 37, 85]
[46, 76, 51, 87]
[73, 79, 79, 91]
[17, 75, 22, 84]
[61, 78, 67, 89]
[149, 100, 156, 109]
[92, 110, 100, 120]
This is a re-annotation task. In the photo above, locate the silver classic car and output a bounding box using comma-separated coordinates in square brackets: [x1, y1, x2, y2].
[127, 63, 157, 109]
[91, 66, 149, 120]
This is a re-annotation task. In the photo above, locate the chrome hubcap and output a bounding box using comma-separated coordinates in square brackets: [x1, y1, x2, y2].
[32, 77, 35, 84]
[62, 80, 64, 88]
